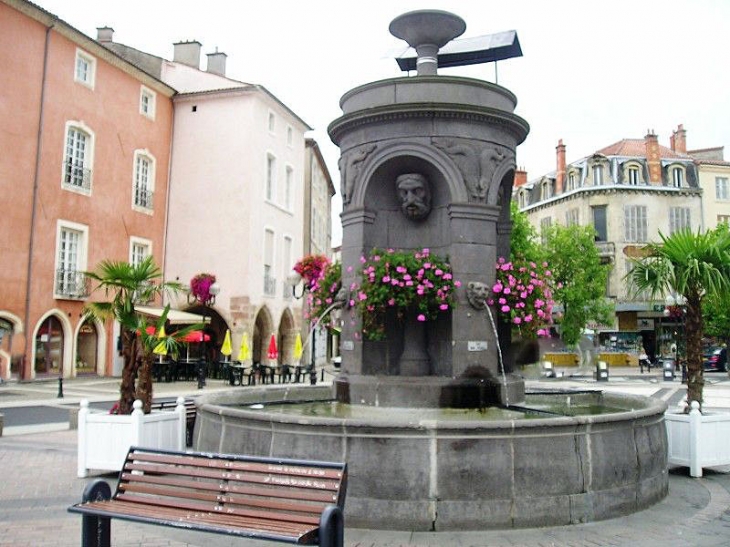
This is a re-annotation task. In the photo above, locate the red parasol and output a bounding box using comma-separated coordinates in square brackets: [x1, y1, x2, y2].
[177, 330, 211, 343]
[267, 334, 278, 360]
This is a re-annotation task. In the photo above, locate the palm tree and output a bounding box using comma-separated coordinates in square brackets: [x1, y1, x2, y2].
[85, 256, 184, 414]
[628, 227, 730, 409]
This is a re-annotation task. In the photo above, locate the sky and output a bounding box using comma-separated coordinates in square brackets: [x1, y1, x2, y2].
[35, 0, 730, 246]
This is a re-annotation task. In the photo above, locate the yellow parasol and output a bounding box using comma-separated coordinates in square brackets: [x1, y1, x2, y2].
[153, 325, 167, 356]
[237, 332, 251, 363]
[221, 329, 232, 358]
[293, 333, 303, 362]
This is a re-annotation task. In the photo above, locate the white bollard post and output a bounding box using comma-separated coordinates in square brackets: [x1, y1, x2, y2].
[175, 397, 187, 450]
[77, 399, 89, 478]
[689, 400, 702, 478]
[131, 400, 144, 448]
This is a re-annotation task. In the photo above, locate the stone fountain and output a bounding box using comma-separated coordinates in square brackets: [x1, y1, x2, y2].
[195, 10, 668, 531]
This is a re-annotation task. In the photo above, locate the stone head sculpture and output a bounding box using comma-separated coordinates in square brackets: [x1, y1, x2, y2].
[466, 281, 491, 310]
[396, 173, 431, 220]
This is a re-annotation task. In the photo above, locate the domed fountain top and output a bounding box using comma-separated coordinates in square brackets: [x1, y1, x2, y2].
[389, 10, 466, 75]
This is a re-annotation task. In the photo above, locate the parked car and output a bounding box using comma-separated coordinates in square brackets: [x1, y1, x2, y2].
[703, 347, 727, 372]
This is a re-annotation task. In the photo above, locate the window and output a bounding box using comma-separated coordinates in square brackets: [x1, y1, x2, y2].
[718, 215, 730, 224]
[592, 206, 607, 242]
[565, 208, 579, 226]
[669, 207, 691, 234]
[263, 228, 275, 296]
[268, 112, 276, 133]
[624, 205, 647, 242]
[133, 151, 155, 210]
[265, 153, 276, 201]
[130, 238, 151, 266]
[287, 126, 293, 146]
[627, 166, 640, 185]
[518, 189, 527, 209]
[671, 167, 684, 188]
[74, 49, 96, 88]
[592, 164, 604, 186]
[540, 180, 551, 200]
[716, 177, 729, 200]
[284, 166, 293, 210]
[567, 172, 577, 191]
[282, 236, 292, 299]
[540, 217, 552, 244]
[140, 86, 156, 119]
[63, 123, 93, 192]
[55, 221, 88, 298]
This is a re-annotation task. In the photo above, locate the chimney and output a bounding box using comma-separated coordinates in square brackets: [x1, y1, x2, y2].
[96, 27, 114, 43]
[514, 168, 528, 188]
[206, 49, 227, 77]
[555, 139, 566, 194]
[645, 130, 661, 184]
[173, 40, 202, 69]
[672, 124, 687, 154]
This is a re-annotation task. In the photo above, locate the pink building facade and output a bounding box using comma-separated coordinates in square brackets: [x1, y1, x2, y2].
[0, 0, 174, 380]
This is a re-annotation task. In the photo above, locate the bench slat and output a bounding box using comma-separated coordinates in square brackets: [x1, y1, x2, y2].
[119, 472, 339, 503]
[119, 483, 329, 519]
[76, 499, 318, 542]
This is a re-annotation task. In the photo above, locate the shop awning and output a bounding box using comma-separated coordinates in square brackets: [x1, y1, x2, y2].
[136, 306, 209, 325]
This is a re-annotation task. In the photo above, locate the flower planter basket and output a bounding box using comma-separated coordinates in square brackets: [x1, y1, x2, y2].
[665, 401, 730, 477]
[77, 398, 186, 478]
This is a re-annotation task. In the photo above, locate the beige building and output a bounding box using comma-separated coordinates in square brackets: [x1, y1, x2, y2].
[515, 126, 703, 358]
[688, 145, 730, 230]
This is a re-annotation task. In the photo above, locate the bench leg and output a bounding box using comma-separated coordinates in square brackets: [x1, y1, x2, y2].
[319, 505, 344, 547]
[80, 480, 112, 547]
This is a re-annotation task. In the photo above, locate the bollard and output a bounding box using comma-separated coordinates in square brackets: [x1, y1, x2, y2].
[309, 367, 317, 385]
[197, 358, 206, 389]
[57, 377, 64, 398]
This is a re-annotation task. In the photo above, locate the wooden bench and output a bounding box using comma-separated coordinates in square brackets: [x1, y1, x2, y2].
[68, 446, 347, 547]
[149, 398, 197, 447]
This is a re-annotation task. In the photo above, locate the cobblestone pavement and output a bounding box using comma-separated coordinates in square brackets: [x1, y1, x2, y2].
[1, 372, 729, 546]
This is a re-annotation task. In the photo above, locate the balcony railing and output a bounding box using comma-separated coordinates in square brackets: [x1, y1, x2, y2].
[282, 280, 292, 300]
[55, 269, 90, 299]
[63, 161, 92, 191]
[134, 185, 154, 209]
[263, 274, 277, 296]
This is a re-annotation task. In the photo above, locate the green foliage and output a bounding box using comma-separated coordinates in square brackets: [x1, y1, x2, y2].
[543, 223, 613, 347]
[510, 202, 545, 263]
[84, 256, 185, 413]
[627, 227, 730, 409]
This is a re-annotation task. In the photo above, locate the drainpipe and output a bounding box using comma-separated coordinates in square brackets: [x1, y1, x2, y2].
[161, 99, 176, 290]
[23, 21, 55, 380]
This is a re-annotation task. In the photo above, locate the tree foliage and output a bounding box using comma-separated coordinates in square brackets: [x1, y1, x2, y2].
[627, 227, 730, 409]
[509, 201, 545, 263]
[84, 256, 187, 414]
[543, 223, 614, 347]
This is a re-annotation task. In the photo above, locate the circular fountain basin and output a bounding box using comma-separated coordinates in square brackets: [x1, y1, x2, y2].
[194, 385, 668, 531]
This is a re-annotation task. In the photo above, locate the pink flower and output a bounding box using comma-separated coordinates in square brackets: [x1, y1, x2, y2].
[388, 298, 395, 306]
[360, 256, 366, 263]
[501, 305, 510, 313]
[382, 276, 390, 283]
[439, 304, 449, 310]
[417, 314, 426, 322]
[454, 281, 461, 287]
[435, 269, 443, 276]
[358, 292, 367, 301]
[493, 283, 503, 293]
[513, 317, 522, 324]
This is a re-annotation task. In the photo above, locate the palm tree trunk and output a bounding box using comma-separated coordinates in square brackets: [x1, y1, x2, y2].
[119, 329, 138, 415]
[136, 352, 154, 414]
[685, 293, 704, 409]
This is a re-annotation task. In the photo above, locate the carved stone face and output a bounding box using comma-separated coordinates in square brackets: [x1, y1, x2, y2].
[467, 281, 491, 309]
[396, 173, 431, 220]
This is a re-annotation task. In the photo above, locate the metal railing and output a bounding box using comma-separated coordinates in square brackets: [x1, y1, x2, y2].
[55, 269, 90, 299]
[133, 185, 154, 209]
[263, 274, 277, 296]
[63, 161, 92, 191]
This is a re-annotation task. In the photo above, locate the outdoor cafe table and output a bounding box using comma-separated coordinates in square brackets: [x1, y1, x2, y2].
[219, 361, 247, 385]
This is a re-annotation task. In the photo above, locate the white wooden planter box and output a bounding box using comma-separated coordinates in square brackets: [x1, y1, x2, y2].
[77, 397, 186, 478]
[665, 401, 730, 477]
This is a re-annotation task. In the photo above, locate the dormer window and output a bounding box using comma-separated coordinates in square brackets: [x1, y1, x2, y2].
[671, 166, 684, 188]
[567, 172, 577, 191]
[541, 180, 551, 200]
[592, 164, 604, 186]
[627, 166, 640, 185]
[518, 189, 528, 208]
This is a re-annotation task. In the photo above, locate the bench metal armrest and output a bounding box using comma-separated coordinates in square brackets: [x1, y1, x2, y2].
[319, 504, 344, 547]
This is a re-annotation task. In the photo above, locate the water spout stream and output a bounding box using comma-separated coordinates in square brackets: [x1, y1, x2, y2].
[301, 302, 341, 362]
[485, 304, 510, 407]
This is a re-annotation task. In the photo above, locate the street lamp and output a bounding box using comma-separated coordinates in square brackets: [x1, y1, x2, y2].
[664, 293, 687, 379]
[188, 282, 219, 389]
[287, 270, 317, 385]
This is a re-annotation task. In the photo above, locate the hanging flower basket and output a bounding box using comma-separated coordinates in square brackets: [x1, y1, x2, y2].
[293, 255, 330, 290]
[488, 257, 555, 338]
[352, 248, 459, 341]
[190, 273, 216, 302]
